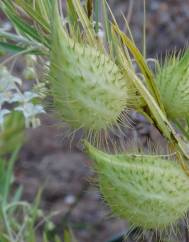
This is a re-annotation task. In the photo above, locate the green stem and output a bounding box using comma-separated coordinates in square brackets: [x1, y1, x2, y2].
[175, 120, 189, 141]
[2, 208, 14, 242]
[95, 0, 99, 33]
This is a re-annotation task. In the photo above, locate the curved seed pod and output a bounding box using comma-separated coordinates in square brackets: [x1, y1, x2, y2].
[49, 3, 129, 133]
[156, 50, 189, 119]
[85, 141, 189, 229]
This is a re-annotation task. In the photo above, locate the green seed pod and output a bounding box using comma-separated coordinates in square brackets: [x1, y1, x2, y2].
[85, 141, 189, 229]
[49, 4, 128, 132]
[156, 50, 189, 119]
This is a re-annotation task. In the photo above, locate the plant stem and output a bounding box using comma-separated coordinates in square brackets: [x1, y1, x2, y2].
[2, 208, 14, 242]
[174, 120, 189, 141]
[95, 0, 99, 33]
[143, 0, 146, 59]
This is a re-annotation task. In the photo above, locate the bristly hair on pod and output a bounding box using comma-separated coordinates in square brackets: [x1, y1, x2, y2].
[84, 141, 189, 232]
[48, 1, 137, 145]
[155, 49, 189, 119]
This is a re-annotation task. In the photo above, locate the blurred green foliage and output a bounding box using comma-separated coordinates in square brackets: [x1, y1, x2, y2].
[0, 112, 25, 156]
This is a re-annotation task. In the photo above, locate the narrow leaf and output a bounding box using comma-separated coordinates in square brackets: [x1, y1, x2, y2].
[0, 42, 26, 54]
[113, 24, 164, 111]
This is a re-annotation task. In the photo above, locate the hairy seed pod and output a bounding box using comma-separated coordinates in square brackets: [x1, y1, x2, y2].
[85, 141, 189, 229]
[156, 50, 189, 119]
[49, 6, 128, 132]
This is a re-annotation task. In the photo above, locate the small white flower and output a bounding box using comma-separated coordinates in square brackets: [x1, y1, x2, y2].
[0, 66, 45, 129]
[11, 91, 39, 103]
[0, 91, 13, 105]
[15, 103, 45, 119]
[0, 66, 22, 92]
[15, 103, 45, 128]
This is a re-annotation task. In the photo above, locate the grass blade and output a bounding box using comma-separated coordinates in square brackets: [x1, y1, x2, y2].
[113, 25, 164, 111]
[72, 0, 96, 45]
[0, 42, 27, 54]
[1, 1, 49, 47]
[15, 0, 50, 32]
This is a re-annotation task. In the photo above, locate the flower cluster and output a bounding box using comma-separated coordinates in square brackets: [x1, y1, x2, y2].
[0, 66, 45, 129]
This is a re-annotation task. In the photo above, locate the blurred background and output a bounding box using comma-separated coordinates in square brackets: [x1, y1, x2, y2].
[1, 0, 189, 242]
